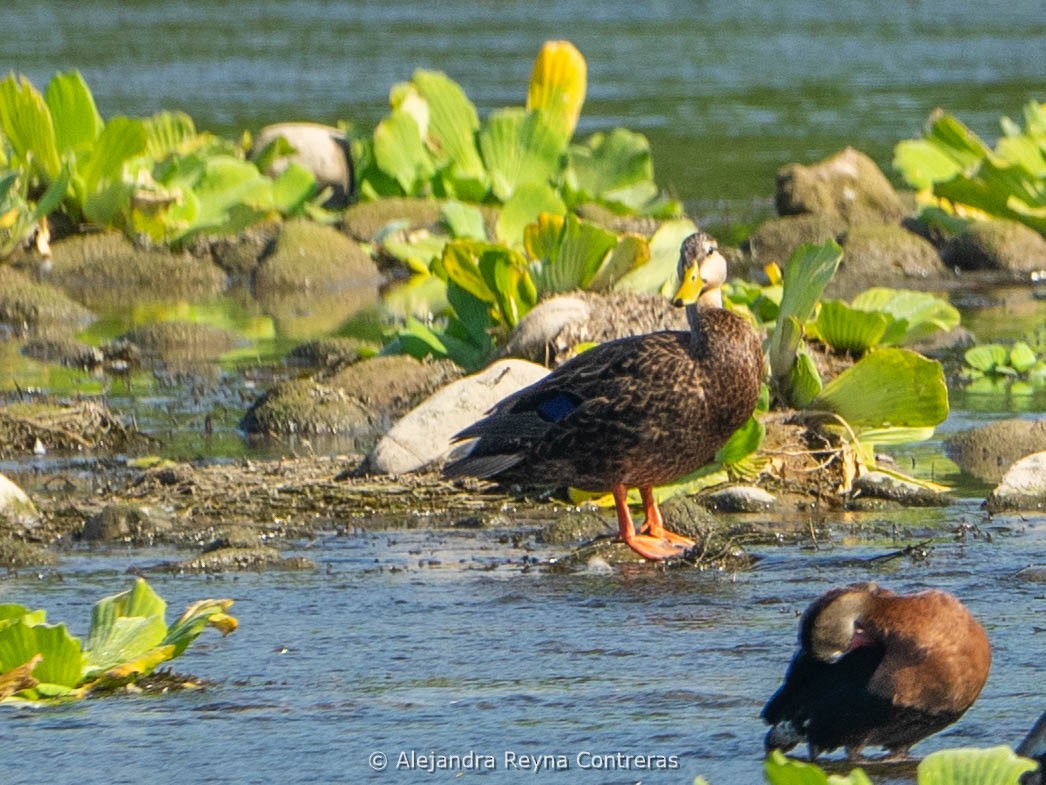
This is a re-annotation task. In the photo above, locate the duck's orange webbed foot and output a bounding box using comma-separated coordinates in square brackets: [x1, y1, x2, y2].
[635, 486, 695, 548]
[612, 484, 693, 561]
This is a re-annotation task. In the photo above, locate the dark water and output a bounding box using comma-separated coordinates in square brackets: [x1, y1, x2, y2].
[2, 3, 1045, 783]
[2, 0, 1043, 213]
[2, 505, 1045, 785]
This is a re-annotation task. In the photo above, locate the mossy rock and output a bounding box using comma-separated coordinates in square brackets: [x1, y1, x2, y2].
[81, 503, 174, 544]
[829, 223, 948, 297]
[117, 320, 241, 362]
[286, 337, 378, 370]
[240, 378, 375, 435]
[0, 265, 95, 338]
[746, 213, 846, 267]
[775, 146, 907, 226]
[0, 538, 56, 568]
[944, 218, 1046, 274]
[164, 546, 315, 573]
[46, 232, 226, 309]
[254, 219, 381, 337]
[207, 219, 281, 279]
[324, 355, 463, 424]
[342, 197, 443, 242]
[945, 419, 1046, 483]
[20, 337, 104, 370]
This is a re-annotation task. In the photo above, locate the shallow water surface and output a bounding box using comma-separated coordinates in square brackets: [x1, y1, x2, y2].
[3, 504, 1044, 785]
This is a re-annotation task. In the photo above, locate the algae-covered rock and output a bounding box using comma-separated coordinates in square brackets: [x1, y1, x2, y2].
[208, 219, 281, 279]
[0, 265, 95, 337]
[165, 546, 315, 573]
[286, 337, 378, 370]
[46, 232, 226, 309]
[746, 213, 846, 267]
[830, 223, 948, 297]
[324, 355, 462, 423]
[944, 218, 1046, 274]
[0, 538, 56, 568]
[342, 197, 443, 242]
[21, 337, 104, 370]
[946, 419, 1046, 483]
[986, 452, 1046, 512]
[254, 219, 382, 337]
[775, 147, 907, 226]
[241, 378, 374, 435]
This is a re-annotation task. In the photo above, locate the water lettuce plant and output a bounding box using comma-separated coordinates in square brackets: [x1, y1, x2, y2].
[0, 70, 322, 253]
[0, 578, 236, 703]
[893, 101, 1046, 234]
[760, 746, 1037, 785]
[964, 340, 1046, 381]
[354, 41, 679, 218]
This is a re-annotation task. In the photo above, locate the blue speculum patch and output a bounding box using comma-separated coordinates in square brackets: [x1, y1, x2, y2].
[536, 393, 578, 422]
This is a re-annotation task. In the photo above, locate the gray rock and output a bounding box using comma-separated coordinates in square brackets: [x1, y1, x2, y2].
[852, 471, 951, 507]
[986, 451, 1046, 512]
[0, 473, 39, 529]
[775, 147, 907, 226]
[82, 503, 173, 543]
[254, 122, 354, 207]
[946, 419, 1046, 483]
[706, 485, 777, 513]
[945, 218, 1046, 274]
[368, 359, 549, 475]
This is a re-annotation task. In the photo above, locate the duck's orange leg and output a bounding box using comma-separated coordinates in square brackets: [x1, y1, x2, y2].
[638, 486, 695, 547]
[613, 484, 691, 560]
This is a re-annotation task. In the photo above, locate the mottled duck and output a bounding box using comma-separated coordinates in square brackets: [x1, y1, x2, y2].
[443, 232, 763, 560]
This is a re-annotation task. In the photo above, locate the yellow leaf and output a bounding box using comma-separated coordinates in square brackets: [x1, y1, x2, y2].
[526, 40, 587, 141]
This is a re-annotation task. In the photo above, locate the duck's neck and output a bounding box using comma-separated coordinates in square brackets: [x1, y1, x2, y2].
[685, 287, 723, 338]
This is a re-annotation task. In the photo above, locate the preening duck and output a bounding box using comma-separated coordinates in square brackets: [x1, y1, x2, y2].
[443, 232, 764, 561]
[762, 582, 991, 760]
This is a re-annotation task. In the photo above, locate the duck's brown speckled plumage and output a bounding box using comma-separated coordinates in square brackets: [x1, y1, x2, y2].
[444, 232, 763, 513]
[446, 311, 761, 490]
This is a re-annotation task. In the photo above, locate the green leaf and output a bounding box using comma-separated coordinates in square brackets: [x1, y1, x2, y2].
[588, 232, 649, 292]
[893, 138, 964, 190]
[143, 110, 198, 160]
[1009, 341, 1038, 373]
[82, 578, 167, 677]
[964, 344, 1010, 374]
[161, 598, 236, 659]
[373, 108, 435, 195]
[789, 349, 823, 409]
[523, 211, 617, 293]
[0, 605, 45, 630]
[763, 750, 873, 785]
[441, 200, 487, 240]
[850, 288, 961, 345]
[411, 70, 487, 200]
[614, 217, 698, 295]
[478, 108, 565, 202]
[767, 241, 843, 397]
[811, 299, 889, 354]
[811, 347, 949, 428]
[495, 182, 566, 247]
[0, 620, 82, 689]
[44, 70, 103, 154]
[917, 746, 1037, 785]
[565, 128, 658, 211]
[0, 73, 62, 180]
[270, 162, 316, 214]
[715, 416, 765, 467]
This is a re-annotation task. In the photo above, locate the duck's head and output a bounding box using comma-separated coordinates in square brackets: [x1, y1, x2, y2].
[801, 582, 882, 664]
[672, 232, 728, 308]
